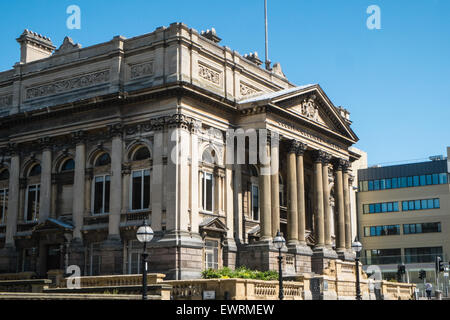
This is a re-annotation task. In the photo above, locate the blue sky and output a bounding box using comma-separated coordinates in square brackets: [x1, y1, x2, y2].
[0, 0, 449, 166]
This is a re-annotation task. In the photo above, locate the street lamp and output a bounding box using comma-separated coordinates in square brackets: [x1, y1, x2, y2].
[351, 237, 363, 300]
[136, 219, 154, 300]
[273, 230, 286, 300]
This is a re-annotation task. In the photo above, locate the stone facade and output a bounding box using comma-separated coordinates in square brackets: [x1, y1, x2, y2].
[0, 23, 360, 280]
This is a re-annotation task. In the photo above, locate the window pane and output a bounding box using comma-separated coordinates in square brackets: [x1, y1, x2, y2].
[432, 174, 439, 185]
[421, 200, 428, 209]
[393, 202, 399, 212]
[368, 181, 374, 191]
[400, 177, 407, 188]
[364, 227, 370, 237]
[370, 227, 376, 236]
[380, 179, 386, 190]
[416, 224, 422, 233]
[434, 198, 440, 209]
[407, 177, 413, 187]
[420, 175, 426, 186]
[408, 201, 414, 210]
[94, 177, 104, 214]
[104, 177, 110, 213]
[132, 172, 142, 210]
[363, 204, 369, 214]
[382, 203, 387, 213]
[413, 176, 419, 187]
[415, 200, 421, 210]
[440, 173, 447, 184]
[404, 225, 410, 235]
[426, 175, 432, 185]
[143, 172, 150, 209]
[392, 178, 398, 189]
[27, 188, 36, 221]
[386, 179, 392, 189]
[363, 181, 368, 192]
[402, 201, 408, 211]
[428, 199, 434, 209]
[387, 202, 393, 212]
[375, 203, 381, 213]
[205, 173, 213, 212]
[252, 185, 259, 220]
[369, 204, 375, 213]
[374, 180, 380, 190]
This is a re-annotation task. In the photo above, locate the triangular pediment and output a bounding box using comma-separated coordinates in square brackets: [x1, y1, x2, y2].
[199, 217, 228, 233]
[239, 84, 358, 143]
[32, 218, 73, 234]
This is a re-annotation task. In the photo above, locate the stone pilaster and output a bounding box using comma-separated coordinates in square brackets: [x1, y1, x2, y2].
[258, 137, 272, 242]
[343, 167, 352, 253]
[38, 138, 52, 223]
[150, 130, 163, 231]
[270, 134, 280, 237]
[108, 126, 123, 241]
[5, 152, 20, 247]
[121, 163, 131, 214]
[50, 174, 57, 219]
[72, 131, 86, 242]
[84, 168, 92, 216]
[311, 150, 325, 248]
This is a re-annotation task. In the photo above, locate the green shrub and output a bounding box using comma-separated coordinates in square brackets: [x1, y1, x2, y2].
[201, 266, 278, 281]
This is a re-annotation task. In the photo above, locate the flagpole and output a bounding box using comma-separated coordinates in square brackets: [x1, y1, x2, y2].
[264, 0, 271, 70]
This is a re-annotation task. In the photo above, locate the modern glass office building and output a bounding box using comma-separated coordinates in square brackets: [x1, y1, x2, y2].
[356, 148, 450, 295]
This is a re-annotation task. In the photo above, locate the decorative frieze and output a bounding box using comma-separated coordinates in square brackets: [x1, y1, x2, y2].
[25, 70, 110, 100]
[130, 61, 154, 79]
[0, 95, 12, 108]
[240, 82, 260, 97]
[198, 63, 220, 85]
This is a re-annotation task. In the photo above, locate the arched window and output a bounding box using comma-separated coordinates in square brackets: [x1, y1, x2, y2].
[95, 153, 111, 167]
[0, 169, 9, 181]
[202, 148, 217, 165]
[28, 164, 41, 177]
[132, 147, 150, 161]
[61, 159, 75, 172]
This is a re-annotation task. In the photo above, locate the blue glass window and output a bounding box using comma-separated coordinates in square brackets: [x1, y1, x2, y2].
[369, 204, 375, 213]
[421, 199, 428, 209]
[404, 224, 410, 234]
[368, 181, 374, 191]
[420, 175, 426, 186]
[392, 178, 398, 189]
[439, 173, 448, 184]
[432, 174, 439, 185]
[374, 180, 380, 190]
[434, 198, 440, 208]
[402, 201, 408, 211]
[387, 202, 393, 212]
[400, 177, 407, 188]
[380, 179, 386, 190]
[415, 200, 421, 210]
[426, 175, 432, 185]
[428, 199, 434, 209]
[386, 179, 392, 189]
[407, 176, 413, 187]
[413, 176, 419, 187]
[382, 203, 388, 212]
[393, 202, 399, 211]
[408, 201, 414, 210]
[375, 203, 381, 213]
[371, 226, 376, 236]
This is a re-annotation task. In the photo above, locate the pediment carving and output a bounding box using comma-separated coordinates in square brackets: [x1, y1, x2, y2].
[54, 36, 82, 55]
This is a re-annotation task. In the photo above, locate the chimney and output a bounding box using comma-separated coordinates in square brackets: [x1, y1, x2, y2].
[16, 29, 55, 63]
[243, 52, 263, 66]
[200, 28, 221, 43]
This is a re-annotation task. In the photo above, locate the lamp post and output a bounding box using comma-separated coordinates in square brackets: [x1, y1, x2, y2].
[136, 220, 154, 300]
[273, 230, 286, 300]
[351, 237, 363, 300]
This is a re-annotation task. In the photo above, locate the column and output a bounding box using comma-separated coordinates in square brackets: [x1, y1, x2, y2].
[286, 140, 298, 245]
[296, 142, 307, 246]
[270, 134, 280, 237]
[50, 174, 57, 219]
[5, 153, 20, 247]
[322, 153, 332, 248]
[39, 141, 52, 223]
[84, 168, 92, 216]
[312, 150, 325, 248]
[233, 163, 243, 243]
[18, 178, 26, 223]
[121, 163, 131, 214]
[333, 159, 346, 252]
[258, 139, 272, 241]
[190, 129, 199, 233]
[109, 133, 123, 240]
[72, 132, 86, 241]
[150, 130, 163, 231]
[343, 166, 352, 250]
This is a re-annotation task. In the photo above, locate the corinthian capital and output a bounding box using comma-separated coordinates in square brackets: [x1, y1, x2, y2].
[332, 158, 349, 171]
[311, 150, 327, 163]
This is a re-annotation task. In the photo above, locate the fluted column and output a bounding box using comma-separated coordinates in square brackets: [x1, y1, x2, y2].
[72, 131, 86, 241]
[286, 140, 298, 245]
[312, 150, 325, 248]
[343, 166, 352, 250]
[333, 159, 346, 252]
[258, 138, 272, 241]
[296, 142, 307, 245]
[322, 153, 332, 248]
[39, 139, 52, 223]
[5, 152, 20, 247]
[270, 134, 280, 237]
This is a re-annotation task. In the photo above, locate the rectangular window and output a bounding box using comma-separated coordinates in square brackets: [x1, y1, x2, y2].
[380, 179, 386, 190]
[392, 178, 398, 189]
[386, 179, 392, 189]
[439, 173, 448, 184]
[426, 175, 432, 185]
[393, 202, 399, 212]
[405, 247, 443, 263]
[407, 176, 413, 187]
[432, 174, 439, 185]
[362, 181, 368, 192]
[202, 172, 214, 212]
[375, 203, 381, 213]
[387, 202, 393, 212]
[381, 203, 387, 213]
[402, 201, 408, 211]
[204, 240, 219, 270]
[434, 198, 440, 209]
[420, 175, 426, 186]
[414, 200, 421, 210]
[408, 201, 414, 211]
[251, 185, 259, 221]
[427, 199, 434, 209]
[413, 176, 420, 187]
[421, 199, 428, 210]
[26, 184, 40, 221]
[88, 243, 102, 276]
[374, 180, 380, 190]
[131, 170, 150, 211]
[0, 189, 8, 225]
[93, 176, 110, 214]
[363, 204, 370, 214]
[368, 181, 374, 191]
[369, 204, 375, 213]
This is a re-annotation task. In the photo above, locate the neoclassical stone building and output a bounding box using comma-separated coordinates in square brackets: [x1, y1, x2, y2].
[0, 23, 361, 280]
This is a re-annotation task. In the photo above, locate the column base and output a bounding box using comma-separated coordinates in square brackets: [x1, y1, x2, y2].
[223, 238, 238, 269]
[99, 237, 123, 275]
[0, 246, 18, 273]
[311, 247, 339, 275]
[148, 230, 204, 280]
